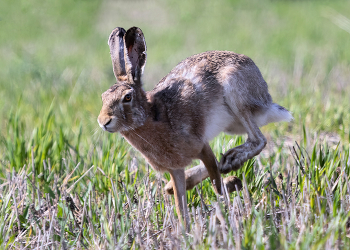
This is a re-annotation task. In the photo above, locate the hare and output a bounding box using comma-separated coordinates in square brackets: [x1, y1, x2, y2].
[98, 26, 293, 228]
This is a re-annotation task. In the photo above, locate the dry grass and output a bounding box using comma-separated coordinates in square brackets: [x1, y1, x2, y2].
[2, 139, 350, 249]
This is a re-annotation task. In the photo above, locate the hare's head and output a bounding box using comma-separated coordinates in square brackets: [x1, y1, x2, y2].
[98, 27, 147, 133]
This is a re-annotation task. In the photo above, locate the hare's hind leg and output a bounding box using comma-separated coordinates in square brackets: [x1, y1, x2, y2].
[169, 169, 190, 231]
[220, 111, 267, 174]
[165, 164, 209, 194]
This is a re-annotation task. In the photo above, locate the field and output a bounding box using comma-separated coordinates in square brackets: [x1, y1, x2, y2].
[1, 0, 350, 248]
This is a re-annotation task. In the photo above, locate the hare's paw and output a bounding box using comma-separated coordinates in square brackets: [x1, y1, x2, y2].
[220, 140, 262, 174]
[164, 181, 174, 195]
[219, 148, 248, 174]
[223, 176, 243, 193]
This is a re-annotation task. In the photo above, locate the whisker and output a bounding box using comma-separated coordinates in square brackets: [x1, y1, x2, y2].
[127, 126, 151, 145]
[125, 125, 172, 162]
[92, 128, 100, 137]
[90, 127, 103, 148]
[126, 125, 157, 150]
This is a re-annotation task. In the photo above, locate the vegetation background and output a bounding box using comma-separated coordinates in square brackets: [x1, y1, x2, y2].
[1, 0, 350, 248]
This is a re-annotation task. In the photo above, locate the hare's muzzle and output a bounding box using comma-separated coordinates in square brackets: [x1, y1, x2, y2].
[97, 115, 113, 132]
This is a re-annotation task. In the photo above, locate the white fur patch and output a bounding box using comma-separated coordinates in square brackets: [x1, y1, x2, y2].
[204, 103, 235, 141]
[253, 104, 293, 127]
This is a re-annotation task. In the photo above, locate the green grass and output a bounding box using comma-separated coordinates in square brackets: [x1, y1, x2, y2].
[1, 0, 350, 248]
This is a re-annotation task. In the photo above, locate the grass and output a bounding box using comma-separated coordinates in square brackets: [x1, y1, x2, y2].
[1, 0, 350, 248]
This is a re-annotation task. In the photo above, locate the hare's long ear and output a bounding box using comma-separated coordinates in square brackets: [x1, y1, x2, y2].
[124, 27, 147, 85]
[108, 27, 127, 80]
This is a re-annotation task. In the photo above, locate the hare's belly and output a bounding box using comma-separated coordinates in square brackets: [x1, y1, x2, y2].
[204, 104, 246, 141]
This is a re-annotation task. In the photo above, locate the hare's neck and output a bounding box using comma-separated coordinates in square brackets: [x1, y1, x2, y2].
[120, 116, 169, 168]
[121, 116, 159, 148]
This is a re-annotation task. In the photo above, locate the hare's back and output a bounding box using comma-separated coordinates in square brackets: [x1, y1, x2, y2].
[154, 50, 272, 109]
[157, 51, 253, 87]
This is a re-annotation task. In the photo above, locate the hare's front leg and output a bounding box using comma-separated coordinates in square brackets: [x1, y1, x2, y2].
[198, 143, 222, 195]
[169, 169, 190, 231]
[165, 144, 222, 196]
[165, 164, 243, 194]
[220, 113, 267, 174]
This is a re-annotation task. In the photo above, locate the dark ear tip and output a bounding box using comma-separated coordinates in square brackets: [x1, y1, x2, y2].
[108, 27, 126, 45]
[129, 26, 140, 31]
[126, 27, 144, 37]
[112, 27, 126, 36]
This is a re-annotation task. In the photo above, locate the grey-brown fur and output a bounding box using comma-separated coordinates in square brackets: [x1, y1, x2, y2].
[98, 26, 293, 230]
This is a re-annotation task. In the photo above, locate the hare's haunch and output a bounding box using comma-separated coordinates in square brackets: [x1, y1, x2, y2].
[98, 27, 293, 229]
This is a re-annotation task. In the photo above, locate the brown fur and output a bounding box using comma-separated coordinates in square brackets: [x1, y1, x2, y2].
[98, 27, 293, 230]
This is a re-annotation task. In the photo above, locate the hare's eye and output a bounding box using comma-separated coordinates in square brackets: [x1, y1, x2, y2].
[123, 94, 132, 102]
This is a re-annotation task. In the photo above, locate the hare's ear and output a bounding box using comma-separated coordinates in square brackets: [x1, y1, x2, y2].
[124, 27, 147, 85]
[108, 27, 127, 80]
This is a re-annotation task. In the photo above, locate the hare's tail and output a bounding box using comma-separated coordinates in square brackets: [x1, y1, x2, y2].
[254, 103, 293, 127]
[269, 103, 293, 122]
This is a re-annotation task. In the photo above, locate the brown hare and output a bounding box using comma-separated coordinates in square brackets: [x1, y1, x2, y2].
[97, 26, 292, 228]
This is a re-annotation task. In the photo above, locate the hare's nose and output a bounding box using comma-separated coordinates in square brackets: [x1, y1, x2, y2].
[97, 117, 112, 131]
[104, 119, 112, 127]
